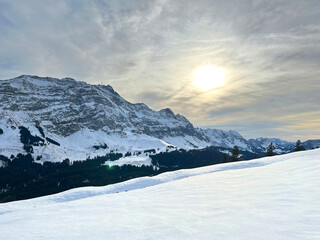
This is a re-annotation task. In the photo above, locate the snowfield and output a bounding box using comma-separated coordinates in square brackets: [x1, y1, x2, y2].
[105, 155, 152, 167]
[0, 149, 319, 239]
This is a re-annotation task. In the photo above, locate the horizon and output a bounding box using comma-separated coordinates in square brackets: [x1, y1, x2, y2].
[1, 1, 320, 141]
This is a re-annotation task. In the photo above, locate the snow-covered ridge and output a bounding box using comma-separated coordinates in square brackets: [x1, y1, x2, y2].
[0, 75, 209, 161]
[0, 75, 197, 137]
[1, 149, 319, 239]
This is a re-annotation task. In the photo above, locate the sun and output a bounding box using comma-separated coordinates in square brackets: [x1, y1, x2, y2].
[193, 65, 225, 90]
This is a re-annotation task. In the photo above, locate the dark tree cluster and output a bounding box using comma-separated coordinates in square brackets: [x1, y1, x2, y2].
[0, 146, 262, 203]
[93, 143, 108, 150]
[45, 137, 60, 146]
[230, 146, 242, 161]
[125, 151, 132, 157]
[94, 153, 123, 162]
[144, 149, 156, 154]
[19, 126, 44, 153]
[35, 125, 45, 138]
[266, 143, 276, 156]
[294, 140, 306, 152]
[0, 153, 155, 203]
[19, 126, 61, 151]
[151, 148, 227, 170]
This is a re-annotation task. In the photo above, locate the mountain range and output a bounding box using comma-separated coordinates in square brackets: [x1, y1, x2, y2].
[0, 75, 318, 162]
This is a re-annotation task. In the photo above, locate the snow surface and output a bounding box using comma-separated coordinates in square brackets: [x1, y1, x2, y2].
[105, 155, 152, 167]
[1, 149, 319, 239]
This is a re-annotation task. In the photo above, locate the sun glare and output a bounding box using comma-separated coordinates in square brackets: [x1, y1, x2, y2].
[193, 65, 225, 90]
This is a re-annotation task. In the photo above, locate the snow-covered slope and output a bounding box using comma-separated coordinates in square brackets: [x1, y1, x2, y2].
[1, 149, 319, 239]
[202, 128, 249, 149]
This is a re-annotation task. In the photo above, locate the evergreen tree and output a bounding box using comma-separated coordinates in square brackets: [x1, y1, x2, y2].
[266, 143, 276, 156]
[222, 153, 228, 163]
[231, 146, 241, 161]
[294, 140, 306, 151]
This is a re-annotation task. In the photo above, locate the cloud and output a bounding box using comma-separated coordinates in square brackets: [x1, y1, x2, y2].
[0, 0, 320, 140]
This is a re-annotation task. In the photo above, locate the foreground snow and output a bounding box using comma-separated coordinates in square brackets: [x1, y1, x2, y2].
[1, 149, 319, 239]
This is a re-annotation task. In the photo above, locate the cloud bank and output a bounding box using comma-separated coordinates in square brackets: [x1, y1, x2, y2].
[1, 0, 320, 140]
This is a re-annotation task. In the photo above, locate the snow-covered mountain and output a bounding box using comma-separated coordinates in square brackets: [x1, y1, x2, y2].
[1, 148, 319, 239]
[302, 140, 320, 150]
[0, 75, 210, 161]
[202, 128, 249, 149]
[200, 129, 297, 153]
[0, 75, 308, 162]
[247, 137, 295, 153]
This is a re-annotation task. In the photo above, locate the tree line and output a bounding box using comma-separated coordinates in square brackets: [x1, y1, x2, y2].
[0, 140, 309, 203]
[266, 140, 306, 157]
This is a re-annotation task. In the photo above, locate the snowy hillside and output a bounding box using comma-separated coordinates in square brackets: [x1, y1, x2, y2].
[1, 149, 319, 239]
[202, 128, 249, 149]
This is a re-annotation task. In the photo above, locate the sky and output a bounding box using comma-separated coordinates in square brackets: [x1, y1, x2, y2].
[0, 0, 319, 141]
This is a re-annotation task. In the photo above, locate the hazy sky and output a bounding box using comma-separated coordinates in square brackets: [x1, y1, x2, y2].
[1, 0, 320, 141]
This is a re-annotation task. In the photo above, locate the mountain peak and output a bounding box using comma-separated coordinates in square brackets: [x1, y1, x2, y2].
[159, 108, 175, 116]
[0, 75, 207, 161]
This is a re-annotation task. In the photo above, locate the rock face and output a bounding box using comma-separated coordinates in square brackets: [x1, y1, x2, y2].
[0, 75, 210, 161]
[0, 75, 203, 139]
[0, 75, 311, 162]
